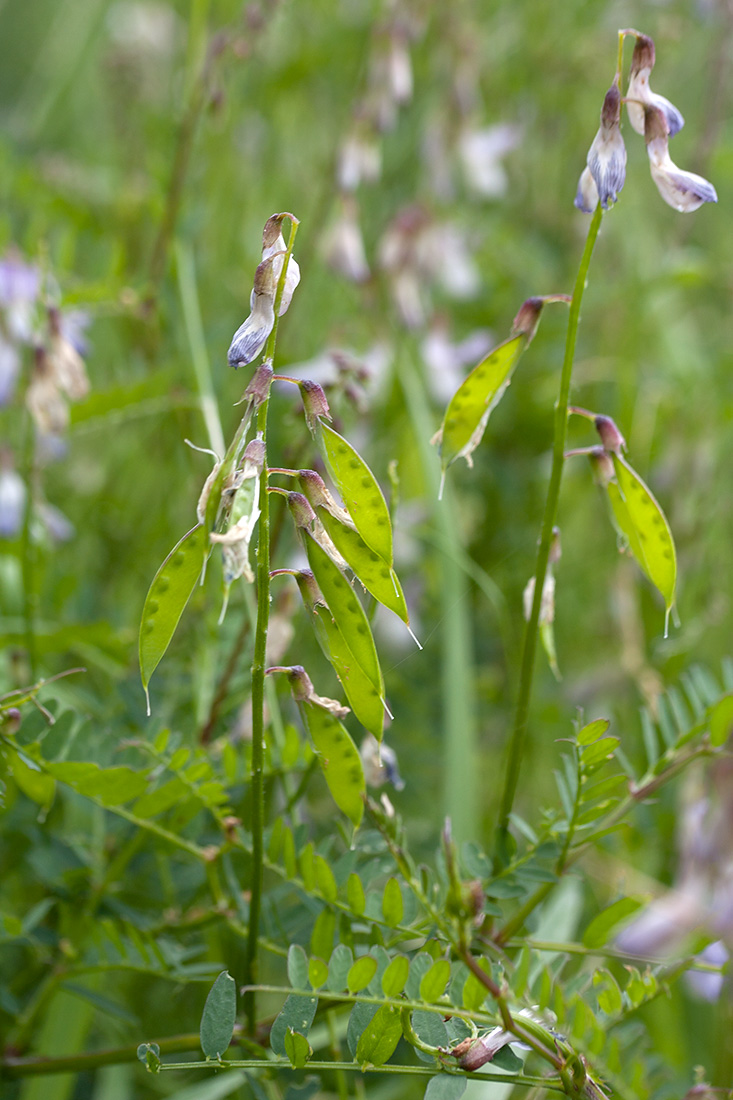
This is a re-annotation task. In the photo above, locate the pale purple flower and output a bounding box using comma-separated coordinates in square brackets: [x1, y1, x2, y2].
[36, 500, 74, 543]
[0, 253, 40, 344]
[0, 455, 26, 538]
[626, 33, 684, 139]
[0, 337, 21, 405]
[644, 106, 717, 212]
[685, 941, 728, 1002]
[575, 85, 626, 212]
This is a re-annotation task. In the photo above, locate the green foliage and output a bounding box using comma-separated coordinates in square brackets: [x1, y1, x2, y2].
[0, 5, 731, 1100]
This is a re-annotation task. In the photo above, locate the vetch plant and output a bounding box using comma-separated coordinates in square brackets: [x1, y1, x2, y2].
[2, 24, 731, 1100]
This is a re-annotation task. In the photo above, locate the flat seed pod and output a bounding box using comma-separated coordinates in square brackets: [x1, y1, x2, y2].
[318, 508, 409, 623]
[304, 530, 384, 697]
[296, 696, 365, 828]
[294, 571, 384, 739]
[312, 605, 385, 739]
[139, 524, 208, 712]
[607, 454, 676, 624]
[436, 333, 526, 475]
[317, 422, 393, 566]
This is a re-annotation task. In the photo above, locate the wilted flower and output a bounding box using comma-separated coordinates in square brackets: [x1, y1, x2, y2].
[261, 215, 300, 316]
[644, 105, 717, 212]
[47, 307, 90, 400]
[322, 196, 370, 283]
[26, 348, 70, 436]
[210, 438, 264, 593]
[625, 32, 684, 138]
[575, 84, 626, 213]
[453, 1008, 547, 1071]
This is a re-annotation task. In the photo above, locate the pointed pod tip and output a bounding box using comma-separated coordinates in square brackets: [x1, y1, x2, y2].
[144, 685, 151, 718]
[407, 624, 423, 650]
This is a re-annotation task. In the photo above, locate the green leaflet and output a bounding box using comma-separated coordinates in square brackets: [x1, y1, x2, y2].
[436, 333, 527, 476]
[287, 944, 310, 989]
[47, 762, 149, 805]
[199, 971, 236, 1060]
[270, 994, 318, 1057]
[381, 955, 409, 997]
[296, 696, 365, 827]
[317, 422, 393, 566]
[381, 877, 404, 927]
[317, 508, 409, 624]
[303, 531, 384, 698]
[347, 955, 378, 992]
[419, 959, 451, 1003]
[424, 1076, 467, 1100]
[346, 872, 366, 916]
[607, 454, 677, 625]
[284, 1027, 312, 1068]
[7, 747, 56, 809]
[139, 524, 209, 710]
[583, 897, 643, 949]
[354, 1002, 402, 1068]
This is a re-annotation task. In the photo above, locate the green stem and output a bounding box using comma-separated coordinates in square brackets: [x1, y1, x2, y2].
[153, 1060, 564, 1089]
[20, 410, 37, 680]
[497, 205, 604, 838]
[244, 217, 299, 1036]
[1, 1033, 203, 1078]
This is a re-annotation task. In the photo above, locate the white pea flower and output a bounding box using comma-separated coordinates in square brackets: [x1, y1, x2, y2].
[575, 84, 626, 213]
[322, 196, 370, 283]
[644, 106, 718, 212]
[227, 256, 276, 368]
[228, 216, 300, 367]
[625, 32, 684, 139]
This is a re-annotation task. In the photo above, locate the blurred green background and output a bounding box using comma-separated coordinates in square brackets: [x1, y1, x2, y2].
[1, 0, 732, 1095]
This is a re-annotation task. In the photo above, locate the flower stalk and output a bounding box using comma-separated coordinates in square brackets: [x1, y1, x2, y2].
[497, 205, 603, 841]
[244, 215, 299, 1036]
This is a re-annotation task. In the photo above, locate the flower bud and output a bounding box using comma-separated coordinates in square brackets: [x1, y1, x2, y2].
[244, 361, 274, 407]
[594, 414, 626, 455]
[1, 707, 21, 733]
[242, 438, 266, 474]
[511, 297, 545, 343]
[587, 446, 615, 487]
[286, 491, 317, 529]
[299, 379, 331, 428]
[294, 568, 323, 612]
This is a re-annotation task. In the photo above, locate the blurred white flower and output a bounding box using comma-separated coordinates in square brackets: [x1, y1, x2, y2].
[625, 32, 684, 138]
[322, 197, 370, 283]
[458, 123, 521, 198]
[36, 500, 75, 543]
[0, 337, 20, 406]
[337, 129, 382, 191]
[644, 106, 717, 212]
[107, 1, 180, 57]
[421, 318, 493, 403]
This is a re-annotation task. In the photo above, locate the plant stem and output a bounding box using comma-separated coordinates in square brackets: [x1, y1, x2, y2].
[20, 410, 38, 680]
[1, 1034, 203, 1078]
[497, 205, 603, 839]
[244, 217, 299, 1035]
